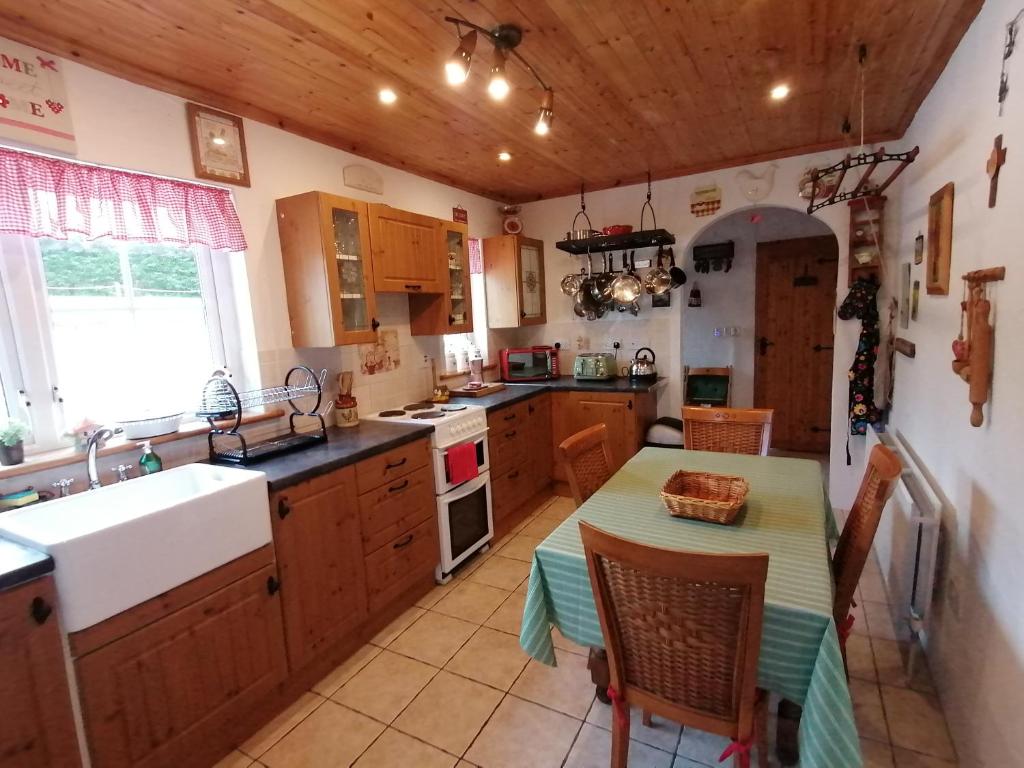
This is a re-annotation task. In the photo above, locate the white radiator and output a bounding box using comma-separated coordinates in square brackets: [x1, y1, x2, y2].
[866, 428, 942, 640]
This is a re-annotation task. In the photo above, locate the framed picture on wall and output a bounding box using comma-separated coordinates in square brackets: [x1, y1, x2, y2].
[926, 183, 954, 295]
[186, 103, 251, 187]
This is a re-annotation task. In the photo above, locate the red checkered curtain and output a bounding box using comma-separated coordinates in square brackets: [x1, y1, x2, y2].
[0, 146, 248, 251]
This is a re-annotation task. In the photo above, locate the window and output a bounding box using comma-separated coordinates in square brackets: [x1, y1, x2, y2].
[0, 234, 247, 451]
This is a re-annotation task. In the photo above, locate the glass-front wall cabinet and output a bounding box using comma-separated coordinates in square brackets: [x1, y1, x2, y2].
[331, 205, 377, 340]
[444, 222, 472, 333]
[517, 239, 545, 325]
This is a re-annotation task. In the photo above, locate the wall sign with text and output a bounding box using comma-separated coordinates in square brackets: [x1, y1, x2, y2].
[0, 37, 76, 153]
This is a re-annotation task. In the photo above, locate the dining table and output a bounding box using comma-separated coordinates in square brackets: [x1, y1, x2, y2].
[519, 447, 861, 768]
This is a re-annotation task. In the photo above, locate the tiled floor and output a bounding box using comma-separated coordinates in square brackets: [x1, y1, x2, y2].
[216, 495, 959, 768]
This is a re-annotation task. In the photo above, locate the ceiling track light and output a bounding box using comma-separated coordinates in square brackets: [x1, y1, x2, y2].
[443, 16, 555, 135]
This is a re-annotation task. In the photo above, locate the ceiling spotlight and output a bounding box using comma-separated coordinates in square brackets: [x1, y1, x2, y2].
[488, 48, 510, 100]
[534, 89, 554, 136]
[378, 88, 397, 104]
[497, 151, 512, 162]
[445, 29, 477, 86]
[770, 83, 790, 101]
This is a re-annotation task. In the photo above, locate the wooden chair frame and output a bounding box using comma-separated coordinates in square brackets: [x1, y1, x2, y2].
[833, 444, 902, 639]
[580, 521, 769, 767]
[682, 406, 774, 456]
[557, 423, 615, 507]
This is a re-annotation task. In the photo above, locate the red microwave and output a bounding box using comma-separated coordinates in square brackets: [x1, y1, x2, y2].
[499, 347, 559, 382]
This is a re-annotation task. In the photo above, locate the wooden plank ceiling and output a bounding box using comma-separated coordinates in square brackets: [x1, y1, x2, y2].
[0, 0, 982, 203]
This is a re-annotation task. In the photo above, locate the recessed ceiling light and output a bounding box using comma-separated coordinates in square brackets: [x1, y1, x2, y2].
[497, 151, 512, 162]
[770, 84, 790, 101]
[379, 88, 397, 105]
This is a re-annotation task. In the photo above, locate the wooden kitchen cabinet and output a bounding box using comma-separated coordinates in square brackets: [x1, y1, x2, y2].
[409, 219, 473, 336]
[73, 548, 287, 768]
[551, 390, 657, 489]
[0, 575, 81, 768]
[270, 466, 368, 672]
[369, 204, 445, 293]
[276, 191, 380, 347]
[482, 234, 546, 328]
[488, 394, 554, 537]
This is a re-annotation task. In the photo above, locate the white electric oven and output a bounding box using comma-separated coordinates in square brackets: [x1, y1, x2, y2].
[432, 432, 490, 494]
[435, 470, 493, 582]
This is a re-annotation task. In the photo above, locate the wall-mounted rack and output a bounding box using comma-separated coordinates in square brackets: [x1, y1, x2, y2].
[198, 366, 329, 465]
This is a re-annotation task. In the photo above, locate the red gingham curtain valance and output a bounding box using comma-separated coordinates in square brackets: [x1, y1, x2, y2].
[469, 237, 483, 275]
[0, 147, 248, 251]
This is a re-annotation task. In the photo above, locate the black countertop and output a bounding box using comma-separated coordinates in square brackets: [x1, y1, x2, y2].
[246, 422, 434, 491]
[0, 538, 53, 592]
[450, 376, 666, 412]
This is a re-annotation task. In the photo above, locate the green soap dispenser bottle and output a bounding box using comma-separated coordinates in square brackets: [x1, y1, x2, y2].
[138, 441, 163, 474]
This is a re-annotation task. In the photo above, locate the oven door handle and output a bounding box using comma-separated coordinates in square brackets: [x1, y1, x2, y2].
[437, 468, 490, 503]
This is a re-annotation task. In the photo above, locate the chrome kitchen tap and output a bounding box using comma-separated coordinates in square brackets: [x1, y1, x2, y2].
[85, 427, 115, 490]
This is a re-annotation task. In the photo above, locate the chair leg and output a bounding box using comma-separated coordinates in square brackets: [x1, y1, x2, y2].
[756, 694, 770, 768]
[642, 710, 652, 727]
[610, 707, 630, 768]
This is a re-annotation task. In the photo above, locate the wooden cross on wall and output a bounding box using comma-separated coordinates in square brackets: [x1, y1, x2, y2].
[987, 134, 1007, 208]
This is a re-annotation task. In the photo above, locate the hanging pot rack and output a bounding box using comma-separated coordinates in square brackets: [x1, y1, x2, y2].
[555, 174, 676, 254]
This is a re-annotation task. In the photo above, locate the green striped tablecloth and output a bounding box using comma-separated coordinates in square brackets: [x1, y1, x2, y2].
[520, 448, 861, 768]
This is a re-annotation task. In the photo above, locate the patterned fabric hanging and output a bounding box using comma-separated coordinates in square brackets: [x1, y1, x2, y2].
[837, 277, 882, 459]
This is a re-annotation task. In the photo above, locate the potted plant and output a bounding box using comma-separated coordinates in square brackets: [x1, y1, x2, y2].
[0, 419, 28, 466]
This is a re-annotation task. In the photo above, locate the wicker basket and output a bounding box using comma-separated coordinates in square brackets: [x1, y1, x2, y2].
[660, 470, 750, 524]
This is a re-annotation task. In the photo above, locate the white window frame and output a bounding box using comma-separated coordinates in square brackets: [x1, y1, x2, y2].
[0, 234, 248, 452]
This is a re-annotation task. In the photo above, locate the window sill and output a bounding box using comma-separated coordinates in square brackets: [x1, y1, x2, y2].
[0, 409, 286, 482]
[438, 362, 496, 381]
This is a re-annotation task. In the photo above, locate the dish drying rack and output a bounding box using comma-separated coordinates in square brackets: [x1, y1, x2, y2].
[197, 366, 331, 465]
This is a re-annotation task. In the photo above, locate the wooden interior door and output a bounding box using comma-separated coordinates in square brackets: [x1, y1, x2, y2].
[754, 235, 838, 453]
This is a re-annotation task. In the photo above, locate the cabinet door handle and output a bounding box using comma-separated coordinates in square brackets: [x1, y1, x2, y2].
[30, 596, 52, 625]
[528, 404, 535, 414]
[448, 314, 455, 326]
[520, 310, 527, 318]
[505, 430, 517, 439]
[266, 576, 281, 595]
[405, 284, 423, 291]
[385, 457, 408, 470]
[393, 533, 414, 549]
[371, 318, 380, 331]
[388, 479, 409, 493]
[277, 498, 291, 519]
[508, 470, 520, 480]
[503, 413, 515, 421]
[627, 399, 633, 410]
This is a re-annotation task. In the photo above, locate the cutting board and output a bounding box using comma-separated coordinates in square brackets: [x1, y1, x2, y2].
[450, 382, 506, 397]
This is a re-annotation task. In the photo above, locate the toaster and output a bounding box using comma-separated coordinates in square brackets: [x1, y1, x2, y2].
[573, 352, 617, 380]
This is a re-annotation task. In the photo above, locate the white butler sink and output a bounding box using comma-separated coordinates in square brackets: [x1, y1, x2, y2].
[0, 463, 270, 632]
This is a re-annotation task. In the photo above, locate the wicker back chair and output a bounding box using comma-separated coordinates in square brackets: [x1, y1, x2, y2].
[833, 444, 902, 656]
[557, 424, 615, 508]
[682, 407, 774, 456]
[580, 522, 769, 768]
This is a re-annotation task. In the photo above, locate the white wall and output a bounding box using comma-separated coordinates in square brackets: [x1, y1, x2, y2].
[51, 61, 504, 411]
[684, 207, 833, 408]
[516, 154, 869, 506]
[882, 0, 1024, 763]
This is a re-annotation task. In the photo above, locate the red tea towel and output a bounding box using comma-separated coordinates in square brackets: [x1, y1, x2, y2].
[447, 443, 478, 485]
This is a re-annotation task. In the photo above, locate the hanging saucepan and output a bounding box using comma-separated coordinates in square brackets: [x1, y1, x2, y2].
[644, 246, 672, 295]
[611, 251, 642, 305]
[561, 267, 585, 296]
[590, 253, 615, 303]
[573, 254, 593, 316]
[668, 247, 687, 288]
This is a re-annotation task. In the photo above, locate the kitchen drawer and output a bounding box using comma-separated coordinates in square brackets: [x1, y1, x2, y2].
[365, 518, 438, 613]
[359, 464, 435, 553]
[355, 438, 430, 494]
[487, 401, 527, 431]
[491, 460, 531, 521]
[489, 423, 529, 473]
